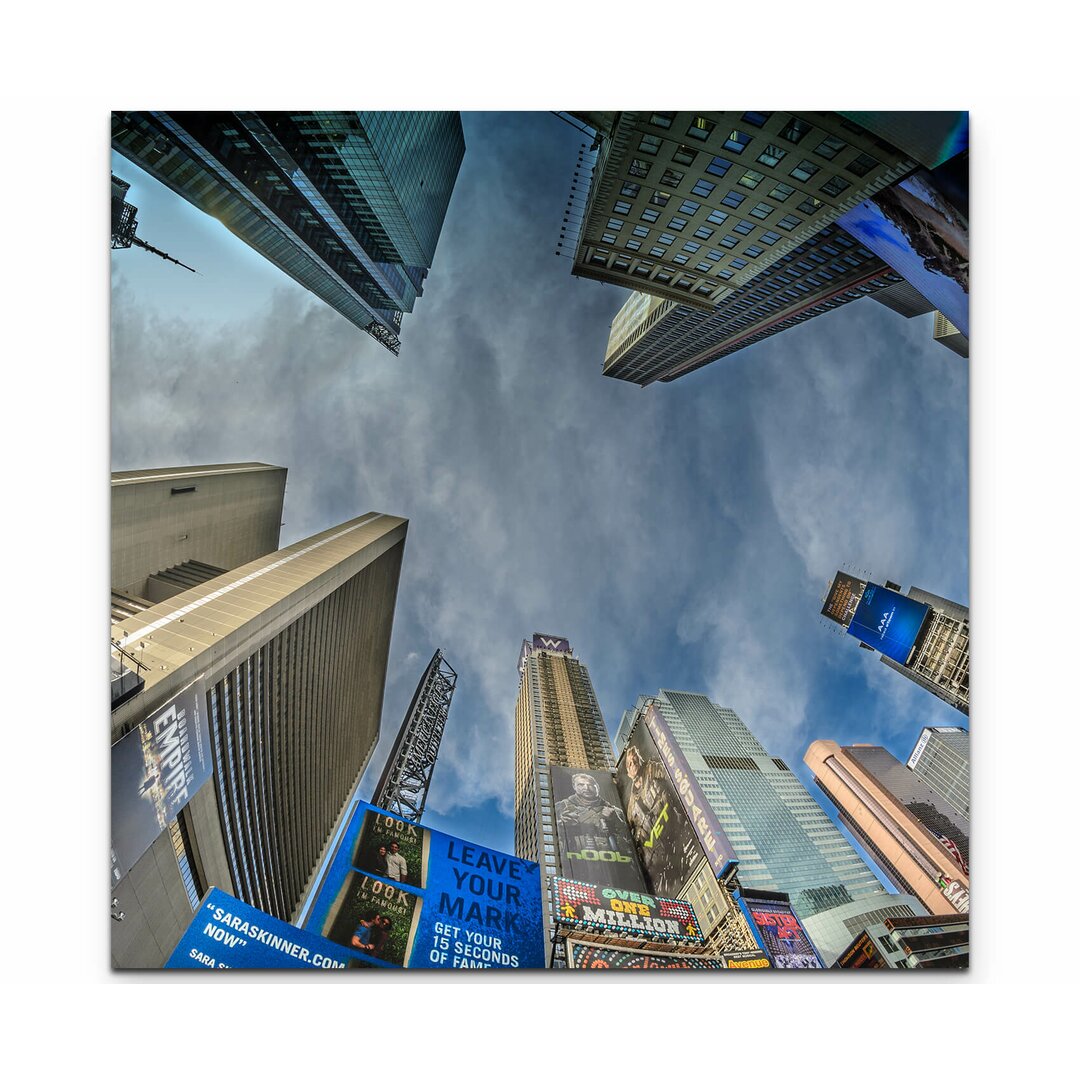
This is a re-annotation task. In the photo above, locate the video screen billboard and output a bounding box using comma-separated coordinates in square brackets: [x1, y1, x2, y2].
[567, 940, 726, 970]
[166, 888, 361, 970]
[111, 682, 213, 883]
[615, 705, 737, 896]
[846, 582, 931, 666]
[553, 877, 703, 943]
[836, 932, 887, 970]
[739, 893, 824, 969]
[821, 571, 866, 627]
[550, 766, 647, 891]
[303, 802, 545, 969]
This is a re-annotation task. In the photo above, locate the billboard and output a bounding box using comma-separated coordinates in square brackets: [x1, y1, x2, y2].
[739, 893, 824, 970]
[821, 571, 866, 627]
[615, 705, 738, 896]
[836, 932, 887, 970]
[111, 682, 213, 883]
[552, 877, 703, 943]
[165, 888, 361, 970]
[722, 948, 772, 970]
[846, 581, 931, 666]
[550, 766, 647, 891]
[567, 940, 727, 970]
[303, 802, 545, 969]
[837, 168, 968, 338]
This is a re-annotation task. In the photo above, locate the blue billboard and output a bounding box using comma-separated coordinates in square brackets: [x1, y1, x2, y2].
[165, 888, 359, 969]
[302, 802, 546, 969]
[846, 582, 930, 665]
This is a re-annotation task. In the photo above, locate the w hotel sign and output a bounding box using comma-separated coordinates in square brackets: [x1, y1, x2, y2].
[533, 634, 570, 653]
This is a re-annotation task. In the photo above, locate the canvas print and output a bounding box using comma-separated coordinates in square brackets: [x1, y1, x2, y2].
[109, 111, 969, 970]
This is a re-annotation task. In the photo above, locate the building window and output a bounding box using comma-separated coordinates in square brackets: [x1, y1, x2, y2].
[650, 190, 671, 207]
[757, 143, 788, 168]
[658, 232, 675, 245]
[706, 155, 733, 178]
[790, 159, 820, 182]
[641, 208, 660, 222]
[779, 116, 811, 144]
[720, 188, 744, 207]
[749, 201, 773, 220]
[820, 175, 851, 197]
[602, 232, 617, 243]
[693, 225, 714, 240]
[649, 112, 676, 129]
[639, 133, 663, 155]
[706, 208, 728, 226]
[613, 199, 633, 215]
[655, 270, 673, 283]
[814, 134, 847, 160]
[629, 158, 652, 178]
[620, 181, 641, 198]
[732, 219, 755, 235]
[695, 261, 713, 273]
[723, 130, 752, 154]
[649, 246, 665, 256]
[673, 253, 690, 264]
[797, 196, 824, 215]
[760, 230, 781, 245]
[672, 145, 699, 167]
[777, 213, 801, 231]
[632, 224, 650, 237]
[687, 116, 716, 141]
[625, 238, 641, 251]
[744, 244, 763, 257]
[606, 218, 623, 231]
[768, 182, 795, 202]
[720, 234, 739, 248]
[742, 111, 771, 128]
[738, 169, 765, 189]
[846, 152, 879, 178]
[707, 248, 724, 260]
[660, 169, 684, 188]
[683, 240, 701, 252]
[730, 257, 748, 269]
[668, 216, 688, 231]
[679, 199, 700, 215]
[633, 265, 651, 277]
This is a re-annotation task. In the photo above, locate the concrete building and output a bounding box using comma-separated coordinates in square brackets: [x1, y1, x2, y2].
[908, 726, 969, 820]
[835, 912, 969, 969]
[822, 573, 970, 715]
[618, 691, 924, 966]
[110, 465, 407, 967]
[513, 634, 615, 962]
[805, 740, 970, 920]
[112, 111, 465, 354]
[567, 111, 920, 311]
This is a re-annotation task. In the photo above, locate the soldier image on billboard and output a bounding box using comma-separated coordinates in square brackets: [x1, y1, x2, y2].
[551, 768, 646, 891]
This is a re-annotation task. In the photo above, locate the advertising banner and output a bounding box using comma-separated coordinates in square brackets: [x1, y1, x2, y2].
[846, 582, 931, 666]
[836, 932, 887, 970]
[722, 948, 772, 970]
[303, 802, 545, 969]
[821, 572, 866, 627]
[553, 877, 703, 943]
[615, 706, 737, 896]
[739, 893, 824, 970]
[165, 888, 360, 970]
[111, 682, 212, 883]
[567, 940, 726, 970]
[550, 766, 647, 891]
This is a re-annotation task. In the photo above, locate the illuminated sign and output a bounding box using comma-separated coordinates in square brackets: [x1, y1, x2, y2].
[553, 877, 703, 942]
[821, 572, 867, 627]
[723, 948, 772, 969]
[846, 582, 931, 665]
[739, 893, 824, 970]
[568, 940, 727, 970]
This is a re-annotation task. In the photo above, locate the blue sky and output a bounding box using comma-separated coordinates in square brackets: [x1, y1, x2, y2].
[110, 111, 968, 869]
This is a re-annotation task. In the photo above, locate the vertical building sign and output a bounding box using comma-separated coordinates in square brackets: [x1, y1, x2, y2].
[111, 682, 212, 882]
[550, 766, 647, 891]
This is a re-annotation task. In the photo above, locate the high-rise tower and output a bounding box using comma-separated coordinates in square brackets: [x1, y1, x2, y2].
[513, 634, 616, 961]
[112, 111, 465, 354]
[618, 690, 925, 966]
[822, 572, 969, 715]
[805, 741, 970, 919]
[907, 726, 969, 820]
[110, 465, 407, 968]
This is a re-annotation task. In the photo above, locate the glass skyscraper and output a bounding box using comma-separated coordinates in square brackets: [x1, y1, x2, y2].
[111, 111, 465, 354]
[907, 726, 969, 820]
[618, 690, 923, 965]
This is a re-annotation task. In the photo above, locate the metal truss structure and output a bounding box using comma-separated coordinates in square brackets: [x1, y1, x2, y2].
[372, 649, 457, 821]
[111, 174, 197, 272]
[364, 319, 402, 355]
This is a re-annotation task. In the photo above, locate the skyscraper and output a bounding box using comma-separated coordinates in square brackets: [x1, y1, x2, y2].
[617, 691, 925, 966]
[907, 726, 970, 820]
[112, 111, 465, 354]
[513, 634, 615, 961]
[110, 465, 407, 968]
[565, 111, 919, 310]
[821, 572, 970, 714]
[805, 740, 970, 919]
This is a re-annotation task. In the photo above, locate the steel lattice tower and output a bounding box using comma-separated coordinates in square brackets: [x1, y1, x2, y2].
[372, 650, 457, 821]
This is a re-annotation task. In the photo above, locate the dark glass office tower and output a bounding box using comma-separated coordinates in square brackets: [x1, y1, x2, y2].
[112, 111, 465, 353]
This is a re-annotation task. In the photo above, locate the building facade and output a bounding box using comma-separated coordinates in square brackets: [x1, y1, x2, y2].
[568, 111, 919, 311]
[110, 468, 407, 967]
[618, 691, 924, 966]
[805, 740, 970, 920]
[822, 572, 970, 715]
[513, 634, 615, 961]
[908, 726, 970, 820]
[602, 224, 905, 384]
[112, 111, 465, 353]
[834, 912, 969, 969]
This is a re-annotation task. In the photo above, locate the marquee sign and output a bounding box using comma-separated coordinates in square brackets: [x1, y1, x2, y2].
[552, 877, 703, 943]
